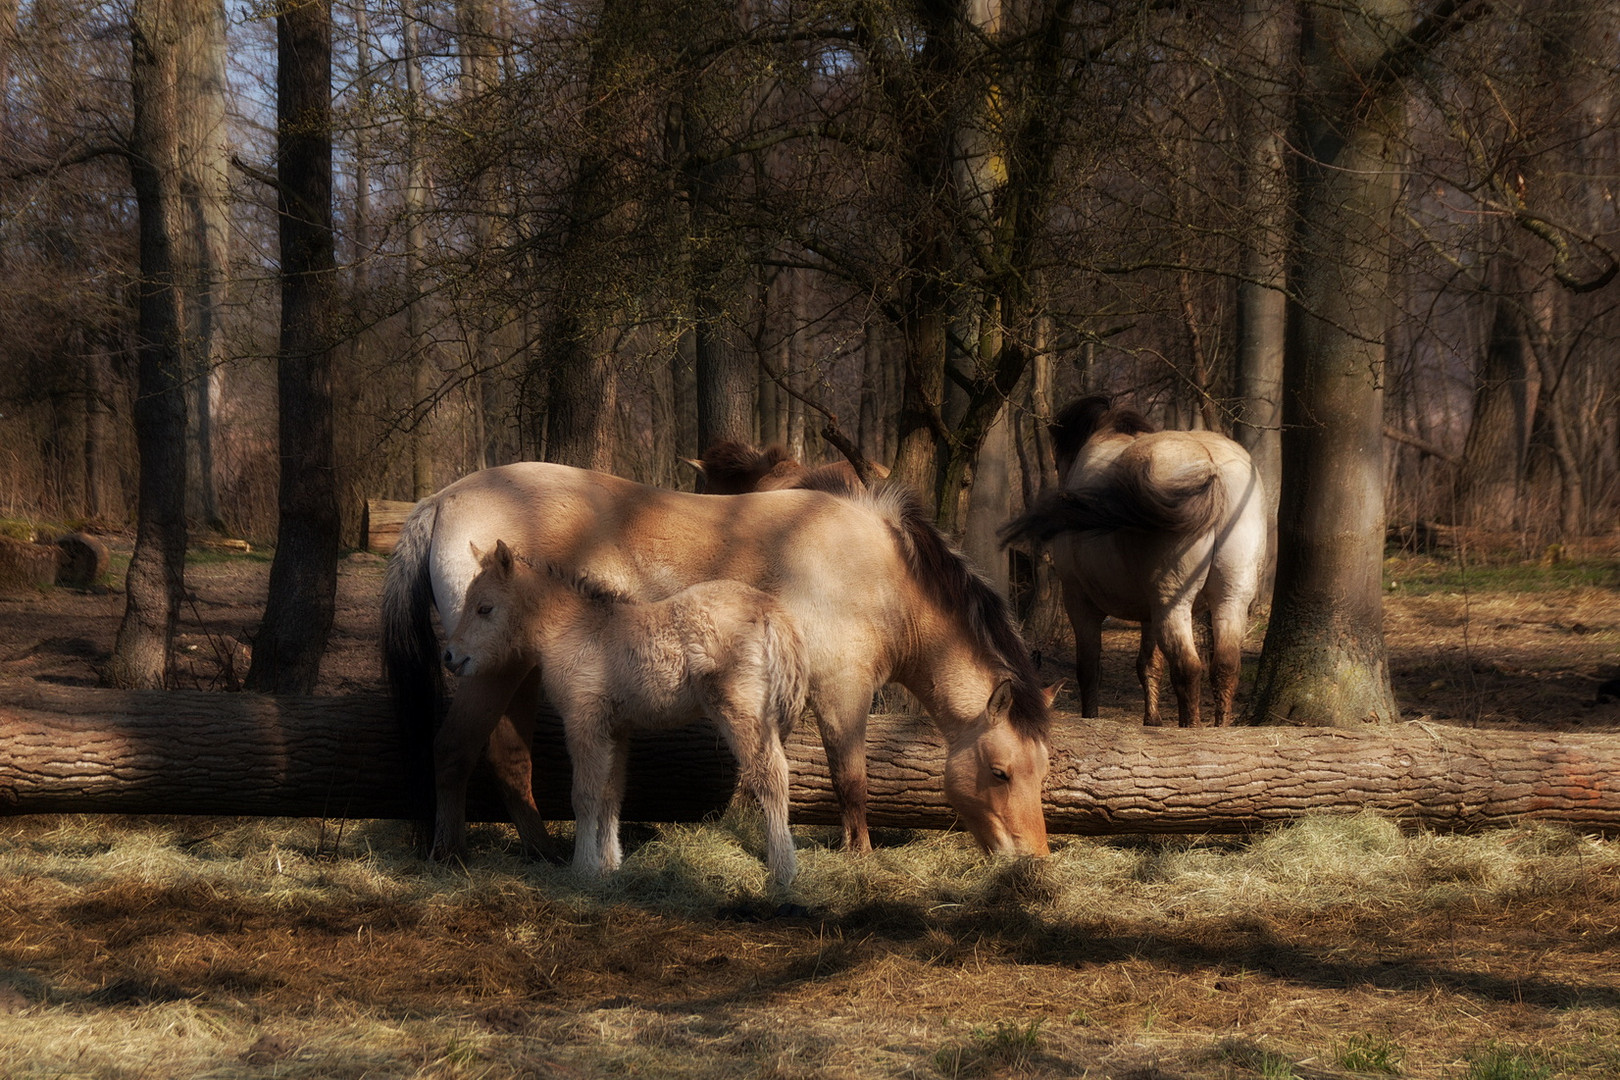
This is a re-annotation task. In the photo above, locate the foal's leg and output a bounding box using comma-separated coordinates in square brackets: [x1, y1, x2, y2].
[811, 680, 877, 854]
[566, 714, 630, 877]
[1062, 583, 1106, 717]
[711, 694, 798, 888]
[432, 668, 522, 860]
[483, 667, 557, 859]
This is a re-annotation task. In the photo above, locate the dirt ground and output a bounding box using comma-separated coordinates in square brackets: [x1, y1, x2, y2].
[2, 536, 1619, 1079]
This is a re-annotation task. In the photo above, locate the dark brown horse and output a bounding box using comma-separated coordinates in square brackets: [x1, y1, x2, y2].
[685, 441, 889, 495]
[1002, 396, 1266, 727]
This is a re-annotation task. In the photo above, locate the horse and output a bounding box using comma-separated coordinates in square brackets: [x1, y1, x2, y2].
[443, 539, 808, 886]
[684, 440, 890, 495]
[1000, 395, 1266, 727]
[382, 461, 1051, 862]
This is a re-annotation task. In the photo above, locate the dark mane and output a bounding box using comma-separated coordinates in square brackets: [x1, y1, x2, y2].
[697, 441, 796, 494]
[530, 558, 633, 606]
[787, 460, 867, 495]
[876, 486, 1051, 738]
[1050, 395, 1157, 480]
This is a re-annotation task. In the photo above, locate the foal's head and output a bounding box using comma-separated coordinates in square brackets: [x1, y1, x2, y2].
[443, 539, 534, 678]
[687, 441, 799, 494]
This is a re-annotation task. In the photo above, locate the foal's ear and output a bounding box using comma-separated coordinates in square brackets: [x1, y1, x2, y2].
[987, 679, 1015, 724]
[493, 538, 516, 575]
[1041, 681, 1065, 709]
[468, 540, 486, 564]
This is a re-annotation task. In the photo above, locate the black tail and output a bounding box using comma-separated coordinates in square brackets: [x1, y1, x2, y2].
[1000, 462, 1224, 547]
[381, 496, 442, 836]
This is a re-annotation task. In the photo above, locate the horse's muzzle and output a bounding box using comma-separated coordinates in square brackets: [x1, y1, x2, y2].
[443, 650, 468, 676]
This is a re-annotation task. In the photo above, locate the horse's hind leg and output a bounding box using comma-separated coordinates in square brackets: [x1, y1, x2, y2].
[723, 706, 799, 888]
[485, 667, 558, 859]
[1135, 627, 1166, 726]
[432, 669, 523, 861]
[1209, 601, 1248, 727]
[1062, 584, 1105, 717]
[1153, 608, 1204, 728]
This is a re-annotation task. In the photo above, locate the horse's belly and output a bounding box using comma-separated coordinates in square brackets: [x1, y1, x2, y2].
[1051, 533, 1210, 622]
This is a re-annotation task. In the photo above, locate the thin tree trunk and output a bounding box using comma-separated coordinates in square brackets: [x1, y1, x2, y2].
[242, 0, 339, 695]
[402, 0, 434, 497]
[106, 0, 195, 690]
[177, 0, 228, 531]
[8, 683, 1620, 836]
[1233, 0, 1291, 597]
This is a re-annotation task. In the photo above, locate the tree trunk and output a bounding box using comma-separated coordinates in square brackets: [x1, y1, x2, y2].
[1247, 0, 1414, 728]
[177, 0, 228, 531]
[402, 0, 435, 498]
[6, 682, 1620, 835]
[243, 0, 339, 695]
[1456, 289, 1532, 527]
[105, 0, 195, 690]
[1231, 0, 1291, 597]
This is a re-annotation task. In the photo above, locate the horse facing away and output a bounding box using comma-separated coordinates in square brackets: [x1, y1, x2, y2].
[443, 540, 808, 887]
[383, 461, 1050, 861]
[1001, 395, 1265, 727]
[685, 441, 890, 495]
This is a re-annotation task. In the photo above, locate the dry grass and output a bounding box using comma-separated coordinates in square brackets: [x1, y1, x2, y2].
[3, 811, 1619, 1079]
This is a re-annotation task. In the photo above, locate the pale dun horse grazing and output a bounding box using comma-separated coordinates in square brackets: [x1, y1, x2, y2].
[382, 462, 1050, 864]
[1001, 396, 1266, 727]
[442, 540, 808, 886]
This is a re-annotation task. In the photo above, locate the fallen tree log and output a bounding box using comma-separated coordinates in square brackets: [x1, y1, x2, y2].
[3, 679, 1620, 834]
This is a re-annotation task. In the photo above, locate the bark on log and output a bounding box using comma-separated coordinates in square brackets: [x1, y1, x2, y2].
[361, 499, 416, 555]
[4, 679, 1620, 834]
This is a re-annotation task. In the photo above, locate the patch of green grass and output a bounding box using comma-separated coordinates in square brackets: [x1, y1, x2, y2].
[1383, 556, 1618, 596]
[1337, 1033, 1404, 1073]
[933, 1019, 1043, 1077]
[1213, 1039, 1300, 1079]
[1463, 1044, 1552, 1080]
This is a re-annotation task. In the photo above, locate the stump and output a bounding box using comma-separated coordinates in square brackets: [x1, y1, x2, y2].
[53, 533, 109, 588]
[0, 537, 59, 594]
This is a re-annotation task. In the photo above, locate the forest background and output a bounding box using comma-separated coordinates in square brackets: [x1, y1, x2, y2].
[2, 0, 1617, 706]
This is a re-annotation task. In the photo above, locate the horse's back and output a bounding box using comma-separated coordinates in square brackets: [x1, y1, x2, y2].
[424, 462, 902, 644]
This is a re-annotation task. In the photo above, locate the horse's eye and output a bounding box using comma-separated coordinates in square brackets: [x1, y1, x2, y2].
[991, 767, 1010, 783]
[477, 604, 493, 616]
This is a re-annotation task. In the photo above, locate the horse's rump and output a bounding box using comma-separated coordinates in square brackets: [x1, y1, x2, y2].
[1000, 440, 1227, 546]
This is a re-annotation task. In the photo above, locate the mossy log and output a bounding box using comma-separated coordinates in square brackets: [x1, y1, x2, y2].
[3, 679, 1620, 834]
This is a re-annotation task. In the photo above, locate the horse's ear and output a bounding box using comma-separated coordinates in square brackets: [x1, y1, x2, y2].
[987, 679, 1015, 724]
[493, 539, 516, 576]
[681, 456, 705, 475]
[468, 540, 486, 564]
[1042, 680, 1065, 709]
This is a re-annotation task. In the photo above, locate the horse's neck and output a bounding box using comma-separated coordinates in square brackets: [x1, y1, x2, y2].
[521, 574, 599, 657]
[890, 618, 993, 737]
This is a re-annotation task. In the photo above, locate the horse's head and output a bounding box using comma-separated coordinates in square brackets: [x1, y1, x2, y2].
[1050, 395, 1156, 482]
[687, 441, 796, 494]
[943, 680, 1052, 857]
[443, 538, 529, 678]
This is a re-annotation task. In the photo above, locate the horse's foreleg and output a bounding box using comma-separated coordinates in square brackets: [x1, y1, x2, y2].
[1063, 585, 1105, 718]
[812, 683, 874, 854]
[485, 667, 558, 860]
[432, 670, 521, 860]
[565, 716, 628, 877]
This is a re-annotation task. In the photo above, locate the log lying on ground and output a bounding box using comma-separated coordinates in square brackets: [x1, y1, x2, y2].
[3, 679, 1620, 834]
